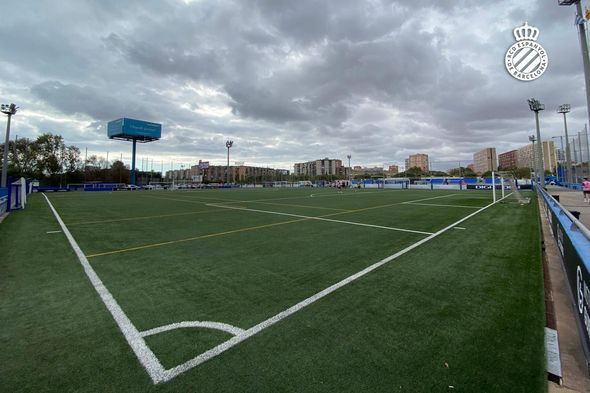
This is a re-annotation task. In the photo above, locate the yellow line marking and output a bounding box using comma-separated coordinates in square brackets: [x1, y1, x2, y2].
[66, 209, 223, 226]
[87, 201, 407, 259]
[86, 218, 308, 258]
[86, 192, 459, 258]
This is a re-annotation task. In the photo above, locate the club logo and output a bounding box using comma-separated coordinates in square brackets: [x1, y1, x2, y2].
[505, 22, 548, 81]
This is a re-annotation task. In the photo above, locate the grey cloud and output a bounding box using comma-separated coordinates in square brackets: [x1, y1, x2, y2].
[2, 0, 587, 168]
[30, 81, 151, 121]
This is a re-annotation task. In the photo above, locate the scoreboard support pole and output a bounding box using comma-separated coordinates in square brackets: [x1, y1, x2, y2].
[131, 139, 137, 185]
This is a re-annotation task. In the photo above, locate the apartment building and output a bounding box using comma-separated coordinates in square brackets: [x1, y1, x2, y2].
[387, 165, 399, 175]
[352, 166, 385, 177]
[498, 150, 518, 169]
[473, 148, 497, 174]
[516, 141, 556, 172]
[405, 154, 429, 172]
[167, 163, 288, 182]
[293, 158, 343, 177]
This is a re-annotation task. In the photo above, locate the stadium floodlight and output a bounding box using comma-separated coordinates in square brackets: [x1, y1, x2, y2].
[528, 98, 545, 187]
[557, 104, 573, 185]
[560, 0, 590, 151]
[1, 103, 18, 188]
[225, 140, 233, 184]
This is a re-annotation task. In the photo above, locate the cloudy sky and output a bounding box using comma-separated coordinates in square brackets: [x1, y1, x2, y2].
[1, 0, 589, 172]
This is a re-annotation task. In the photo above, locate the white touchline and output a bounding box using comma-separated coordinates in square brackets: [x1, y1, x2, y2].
[43, 191, 512, 385]
[157, 192, 514, 383]
[42, 194, 167, 384]
[308, 190, 387, 198]
[402, 202, 482, 209]
[205, 203, 433, 235]
[453, 227, 466, 230]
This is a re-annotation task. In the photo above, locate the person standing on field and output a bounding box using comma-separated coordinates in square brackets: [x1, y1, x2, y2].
[583, 177, 590, 203]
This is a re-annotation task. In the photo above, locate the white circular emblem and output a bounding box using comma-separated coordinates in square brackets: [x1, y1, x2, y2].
[505, 22, 548, 82]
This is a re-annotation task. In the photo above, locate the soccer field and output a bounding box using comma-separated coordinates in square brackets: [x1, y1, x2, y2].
[0, 188, 546, 392]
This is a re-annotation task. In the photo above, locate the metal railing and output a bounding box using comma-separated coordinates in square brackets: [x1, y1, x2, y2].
[538, 185, 590, 241]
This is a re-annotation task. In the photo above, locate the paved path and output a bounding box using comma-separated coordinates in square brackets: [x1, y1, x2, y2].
[544, 185, 590, 229]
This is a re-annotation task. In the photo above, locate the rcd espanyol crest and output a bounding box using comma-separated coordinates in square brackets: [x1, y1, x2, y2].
[505, 22, 548, 81]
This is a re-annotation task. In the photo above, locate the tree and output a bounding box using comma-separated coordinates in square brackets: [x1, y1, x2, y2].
[9, 138, 40, 179]
[1, 132, 83, 185]
[397, 166, 427, 178]
[35, 133, 66, 178]
[448, 167, 476, 177]
[64, 146, 81, 173]
[110, 160, 129, 183]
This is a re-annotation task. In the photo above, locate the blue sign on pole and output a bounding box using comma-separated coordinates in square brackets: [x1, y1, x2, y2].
[107, 118, 162, 141]
[107, 118, 161, 186]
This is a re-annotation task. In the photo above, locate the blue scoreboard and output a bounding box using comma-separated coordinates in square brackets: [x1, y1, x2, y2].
[107, 118, 161, 142]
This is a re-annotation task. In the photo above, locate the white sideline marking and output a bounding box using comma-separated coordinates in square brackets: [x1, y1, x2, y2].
[158, 192, 514, 383]
[309, 190, 386, 198]
[403, 202, 482, 209]
[453, 227, 466, 230]
[205, 203, 433, 235]
[140, 321, 245, 337]
[42, 194, 167, 384]
[46, 230, 62, 234]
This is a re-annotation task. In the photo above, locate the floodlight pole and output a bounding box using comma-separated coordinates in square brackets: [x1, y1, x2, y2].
[551, 136, 565, 183]
[226, 140, 233, 185]
[529, 135, 536, 182]
[557, 104, 573, 185]
[1, 103, 18, 188]
[347, 154, 351, 185]
[560, 1, 590, 152]
[528, 98, 545, 187]
[571, 135, 579, 182]
[578, 132, 584, 178]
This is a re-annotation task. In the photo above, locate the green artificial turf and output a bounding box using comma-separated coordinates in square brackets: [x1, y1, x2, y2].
[0, 188, 545, 392]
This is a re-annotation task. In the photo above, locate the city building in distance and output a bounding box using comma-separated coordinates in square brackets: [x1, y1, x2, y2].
[387, 165, 399, 176]
[473, 148, 497, 174]
[352, 165, 384, 177]
[498, 150, 518, 169]
[293, 158, 344, 177]
[405, 154, 429, 172]
[515, 140, 556, 173]
[166, 163, 288, 183]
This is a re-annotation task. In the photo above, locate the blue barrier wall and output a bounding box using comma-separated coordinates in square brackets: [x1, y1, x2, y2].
[539, 188, 590, 373]
[0, 188, 7, 216]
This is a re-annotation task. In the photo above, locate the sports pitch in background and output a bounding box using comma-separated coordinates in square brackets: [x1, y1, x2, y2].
[1, 188, 546, 392]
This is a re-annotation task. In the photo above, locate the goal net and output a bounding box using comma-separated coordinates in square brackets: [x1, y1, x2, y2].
[498, 172, 530, 204]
